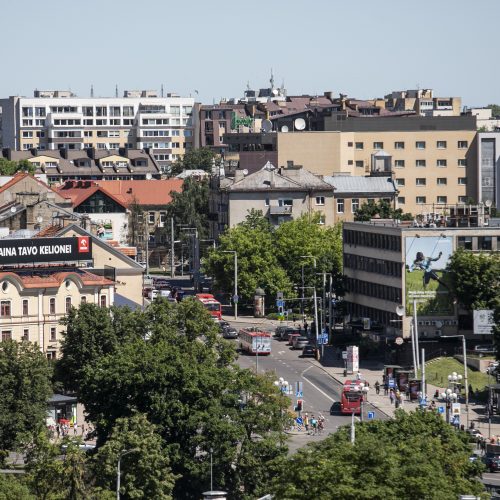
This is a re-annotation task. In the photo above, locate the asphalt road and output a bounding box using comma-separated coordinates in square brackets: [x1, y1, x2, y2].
[230, 320, 387, 453]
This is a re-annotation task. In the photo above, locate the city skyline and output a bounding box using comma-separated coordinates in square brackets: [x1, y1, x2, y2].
[1, 0, 499, 107]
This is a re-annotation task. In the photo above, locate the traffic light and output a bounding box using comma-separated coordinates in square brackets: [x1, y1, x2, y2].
[296, 399, 303, 412]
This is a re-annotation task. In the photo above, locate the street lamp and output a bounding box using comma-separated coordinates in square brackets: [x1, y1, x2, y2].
[273, 377, 291, 395]
[116, 448, 139, 500]
[440, 388, 459, 424]
[221, 250, 238, 319]
[300, 255, 319, 350]
[448, 371, 463, 394]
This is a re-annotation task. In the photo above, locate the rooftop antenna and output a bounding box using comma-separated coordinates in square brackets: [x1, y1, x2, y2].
[90, 84, 94, 98]
[246, 80, 251, 91]
[161, 84, 164, 97]
[115, 84, 118, 98]
[270, 68, 275, 89]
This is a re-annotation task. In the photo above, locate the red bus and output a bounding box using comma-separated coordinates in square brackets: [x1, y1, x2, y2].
[195, 293, 222, 320]
[239, 328, 272, 355]
[340, 380, 366, 414]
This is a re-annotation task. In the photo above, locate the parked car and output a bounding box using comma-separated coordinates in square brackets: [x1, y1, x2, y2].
[301, 345, 318, 358]
[218, 320, 230, 333]
[484, 454, 500, 472]
[222, 326, 238, 339]
[280, 327, 303, 341]
[292, 336, 310, 350]
[466, 428, 483, 441]
[329, 401, 341, 415]
[288, 333, 301, 347]
[474, 344, 496, 354]
[275, 326, 287, 339]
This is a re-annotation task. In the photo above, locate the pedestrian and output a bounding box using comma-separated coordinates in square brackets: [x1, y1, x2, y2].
[375, 381, 380, 395]
[303, 320, 308, 335]
[73, 425, 77, 436]
[384, 382, 388, 396]
[311, 415, 318, 435]
[304, 413, 309, 434]
[389, 390, 395, 405]
[81, 423, 85, 436]
[406, 387, 411, 401]
[356, 372, 362, 381]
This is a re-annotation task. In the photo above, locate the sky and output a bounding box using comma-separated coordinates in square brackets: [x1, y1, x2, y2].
[1, 0, 499, 107]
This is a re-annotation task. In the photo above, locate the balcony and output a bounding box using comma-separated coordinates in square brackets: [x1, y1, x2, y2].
[269, 205, 293, 215]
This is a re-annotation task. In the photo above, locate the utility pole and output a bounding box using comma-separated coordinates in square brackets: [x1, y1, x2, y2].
[350, 410, 355, 444]
[328, 274, 333, 341]
[421, 348, 426, 404]
[170, 218, 175, 278]
[413, 298, 420, 372]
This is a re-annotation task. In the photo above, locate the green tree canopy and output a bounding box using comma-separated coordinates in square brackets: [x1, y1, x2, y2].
[447, 248, 500, 310]
[0, 158, 35, 176]
[355, 199, 413, 222]
[169, 148, 218, 176]
[0, 341, 52, 466]
[93, 413, 176, 499]
[270, 410, 485, 500]
[487, 104, 500, 118]
[0, 474, 33, 500]
[58, 299, 288, 498]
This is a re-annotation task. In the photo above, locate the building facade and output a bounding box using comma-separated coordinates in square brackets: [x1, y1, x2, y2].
[0, 90, 195, 173]
[342, 219, 500, 342]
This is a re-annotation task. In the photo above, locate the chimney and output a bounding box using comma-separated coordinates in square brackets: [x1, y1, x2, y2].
[87, 147, 96, 159]
[60, 148, 68, 159]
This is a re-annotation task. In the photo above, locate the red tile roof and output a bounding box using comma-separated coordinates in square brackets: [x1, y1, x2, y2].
[0, 172, 61, 197]
[0, 270, 114, 289]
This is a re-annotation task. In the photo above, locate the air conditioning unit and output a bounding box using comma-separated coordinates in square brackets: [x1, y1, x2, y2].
[435, 329, 442, 336]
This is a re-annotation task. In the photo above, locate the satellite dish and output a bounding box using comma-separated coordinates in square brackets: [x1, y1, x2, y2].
[396, 305, 405, 317]
[485, 199, 493, 208]
[145, 173, 152, 180]
[272, 88, 279, 96]
[10, 206, 16, 214]
[294, 118, 306, 131]
[281, 125, 289, 133]
[242, 169, 248, 176]
[261, 119, 272, 133]
[435, 321, 443, 328]
[36, 216, 43, 223]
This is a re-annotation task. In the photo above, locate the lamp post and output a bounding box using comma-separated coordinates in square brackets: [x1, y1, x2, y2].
[273, 377, 290, 395]
[117, 448, 139, 500]
[300, 255, 319, 349]
[441, 335, 469, 428]
[221, 250, 238, 319]
[209, 447, 213, 492]
[180, 227, 199, 290]
[440, 388, 458, 424]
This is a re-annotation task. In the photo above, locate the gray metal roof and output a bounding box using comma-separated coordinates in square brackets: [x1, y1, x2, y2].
[323, 175, 396, 194]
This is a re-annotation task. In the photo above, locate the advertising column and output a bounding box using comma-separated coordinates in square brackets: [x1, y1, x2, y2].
[346, 345, 359, 374]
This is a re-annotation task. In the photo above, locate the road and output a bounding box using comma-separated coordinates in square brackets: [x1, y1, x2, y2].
[230, 320, 387, 453]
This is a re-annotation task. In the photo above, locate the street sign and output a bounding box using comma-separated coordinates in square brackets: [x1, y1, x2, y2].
[318, 334, 328, 345]
[342, 351, 347, 360]
[388, 378, 395, 388]
[233, 294, 239, 303]
[438, 406, 445, 414]
[276, 299, 284, 308]
[277, 291, 284, 300]
[367, 411, 375, 420]
[296, 417, 303, 425]
[395, 337, 403, 345]
[295, 381, 303, 398]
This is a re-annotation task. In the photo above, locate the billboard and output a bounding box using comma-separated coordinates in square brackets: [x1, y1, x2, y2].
[0, 237, 92, 265]
[473, 310, 495, 335]
[346, 345, 359, 373]
[405, 236, 453, 316]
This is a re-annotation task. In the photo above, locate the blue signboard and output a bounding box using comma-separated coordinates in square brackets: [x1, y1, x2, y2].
[367, 411, 375, 420]
[388, 378, 395, 388]
[296, 417, 303, 425]
[438, 406, 445, 414]
[276, 300, 284, 308]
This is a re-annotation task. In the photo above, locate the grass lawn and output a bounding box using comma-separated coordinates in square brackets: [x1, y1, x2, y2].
[421, 357, 490, 392]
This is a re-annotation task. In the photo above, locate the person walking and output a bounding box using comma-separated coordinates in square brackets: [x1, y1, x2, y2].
[311, 415, 318, 435]
[375, 381, 380, 395]
[384, 381, 389, 396]
[389, 389, 395, 405]
[304, 413, 309, 434]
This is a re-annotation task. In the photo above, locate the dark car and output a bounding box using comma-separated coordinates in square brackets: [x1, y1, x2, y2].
[329, 401, 341, 415]
[301, 345, 317, 358]
[218, 321, 230, 333]
[222, 326, 238, 339]
[484, 454, 500, 472]
[275, 326, 287, 339]
[280, 327, 303, 341]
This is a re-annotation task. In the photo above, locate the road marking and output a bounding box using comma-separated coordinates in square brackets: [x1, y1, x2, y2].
[302, 374, 335, 403]
[301, 365, 313, 376]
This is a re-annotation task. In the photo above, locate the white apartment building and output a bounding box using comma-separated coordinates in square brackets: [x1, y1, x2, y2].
[0, 90, 195, 172]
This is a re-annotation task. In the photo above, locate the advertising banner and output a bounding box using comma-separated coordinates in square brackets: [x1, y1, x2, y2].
[405, 236, 453, 316]
[346, 345, 359, 373]
[0, 237, 92, 265]
[473, 310, 495, 335]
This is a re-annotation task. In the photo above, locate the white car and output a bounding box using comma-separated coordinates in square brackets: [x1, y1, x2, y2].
[487, 362, 499, 375]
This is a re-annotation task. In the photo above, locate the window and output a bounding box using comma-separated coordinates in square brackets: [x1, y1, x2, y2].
[348, 160, 353, 165]
[355, 160, 364, 168]
[22, 131, 33, 138]
[278, 199, 293, 207]
[458, 236, 473, 250]
[416, 141, 426, 149]
[437, 141, 447, 149]
[22, 107, 33, 117]
[22, 329, 29, 341]
[347, 142, 353, 147]
[394, 160, 405, 168]
[49, 298, 55, 315]
[123, 106, 134, 117]
[351, 199, 359, 212]
[81, 296, 87, 305]
[0, 301, 11, 318]
[478, 236, 492, 250]
[355, 142, 363, 150]
[437, 159, 447, 167]
[458, 159, 467, 167]
[458, 141, 468, 149]
[373, 142, 383, 149]
[50, 327, 57, 341]
[394, 141, 405, 149]
[318, 214, 325, 225]
[416, 178, 426, 186]
[65, 297, 72, 314]
[265, 198, 269, 207]
[100, 295, 107, 308]
[22, 299, 28, 316]
[437, 178, 447, 186]
[110, 106, 121, 117]
[337, 199, 345, 213]
[416, 196, 426, 204]
[458, 196, 468, 203]
[458, 178, 467, 185]
[84, 119, 93, 126]
[395, 178, 405, 186]
[84, 131, 92, 137]
[397, 196, 405, 204]
[315, 196, 325, 206]
[1, 331, 11, 342]
[416, 159, 426, 167]
[148, 212, 155, 224]
[35, 107, 46, 117]
[437, 196, 447, 204]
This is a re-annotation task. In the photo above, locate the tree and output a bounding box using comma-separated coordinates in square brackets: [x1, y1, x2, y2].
[93, 413, 176, 499]
[60, 299, 288, 498]
[270, 410, 485, 499]
[126, 198, 145, 248]
[203, 211, 294, 303]
[0, 341, 52, 466]
[447, 248, 500, 310]
[0, 474, 33, 500]
[169, 148, 217, 177]
[355, 199, 413, 222]
[0, 158, 35, 176]
[166, 177, 210, 240]
[487, 104, 500, 118]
